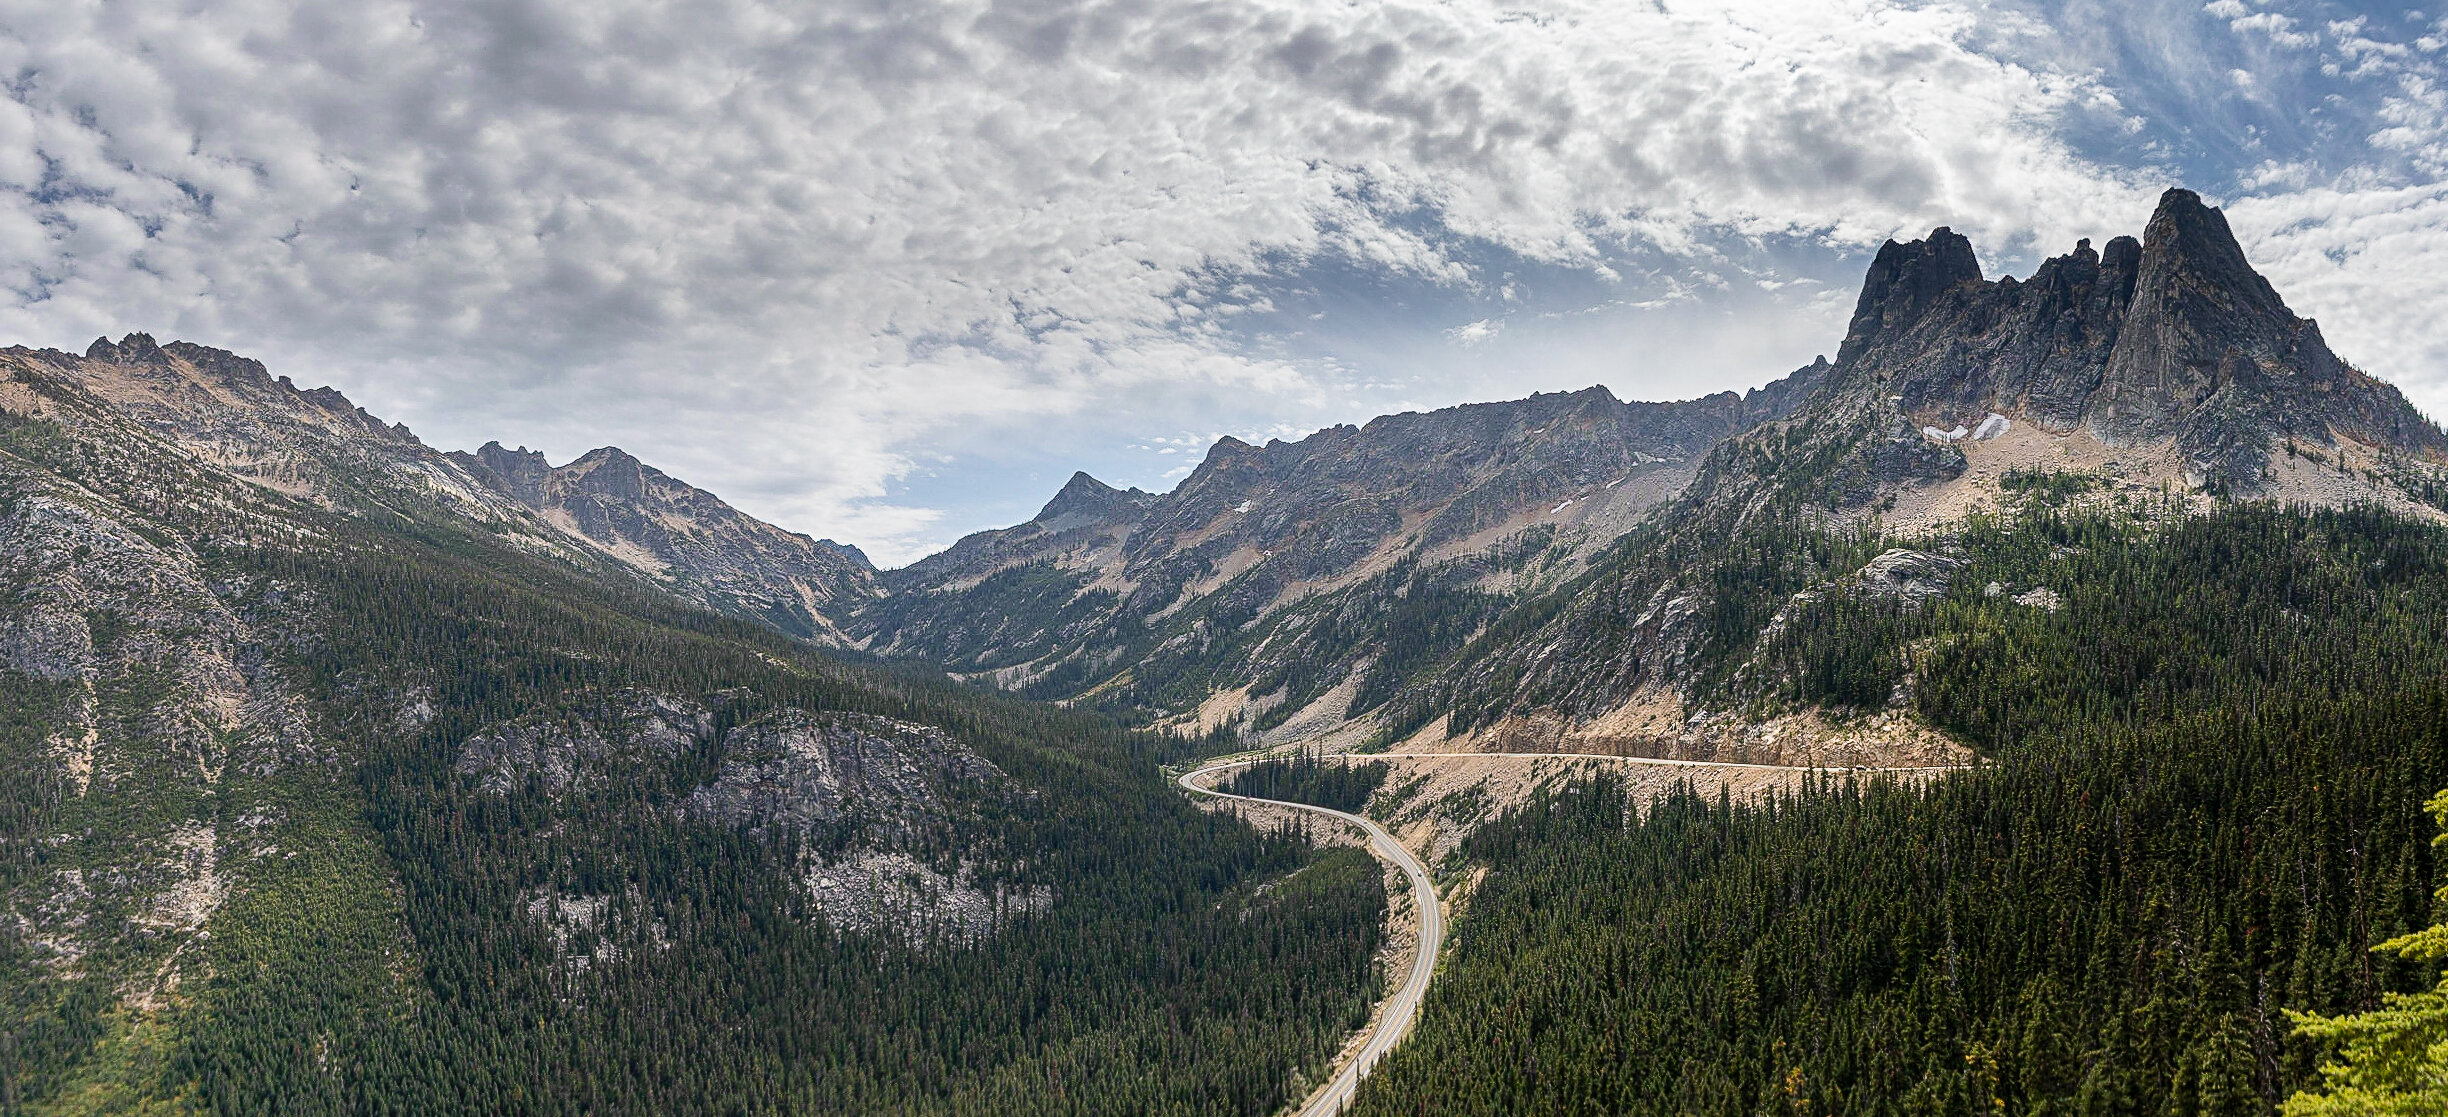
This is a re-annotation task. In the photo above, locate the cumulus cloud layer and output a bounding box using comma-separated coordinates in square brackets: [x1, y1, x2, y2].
[0, 0, 2440, 560]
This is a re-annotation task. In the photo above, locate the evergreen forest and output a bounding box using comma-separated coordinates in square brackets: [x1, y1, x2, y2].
[1222, 752, 1391, 814]
[0, 492, 1388, 1115]
[1347, 502, 2448, 1115]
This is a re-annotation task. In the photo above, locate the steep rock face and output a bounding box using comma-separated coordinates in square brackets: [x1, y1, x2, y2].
[686, 709, 1005, 837]
[856, 369, 1826, 731]
[452, 442, 881, 640]
[453, 696, 1030, 941]
[1837, 189, 2447, 488]
[455, 689, 717, 798]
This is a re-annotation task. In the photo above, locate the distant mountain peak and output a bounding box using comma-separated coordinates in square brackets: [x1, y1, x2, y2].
[859, 360, 1834, 723]
[571, 445, 642, 467]
[85, 332, 163, 362]
[1033, 470, 1149, 525]
[443, 438, 881, 633]
[815, 539, 874, 569]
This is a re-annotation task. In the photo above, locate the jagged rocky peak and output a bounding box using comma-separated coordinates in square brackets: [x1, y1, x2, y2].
[2095, 188, 2343, 447]
[1837, 227, 1983, 365]
[1830, 187, 2446, 489]
[1033, 470, 1152, 527]
[565, 446, 653, 500]
[446, 438, 883, 635]
[462, 442, 659, 509]
[471, 441, 552, 506]
[85, 332, 163, 362]
[817, 539, 872, 568]
[78, 333, 298, 398]
[38, 333, 420, 448]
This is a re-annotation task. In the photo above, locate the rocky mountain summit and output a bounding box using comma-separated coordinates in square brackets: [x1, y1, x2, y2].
[0, 337, 879, 643]
[1835, 188, 2445, 492]
[453, 442, 880, 641]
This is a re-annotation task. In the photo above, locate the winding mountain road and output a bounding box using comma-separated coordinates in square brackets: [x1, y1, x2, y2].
[1180, 750, 1972, 1115]
[1179, 759, 1443, 1117]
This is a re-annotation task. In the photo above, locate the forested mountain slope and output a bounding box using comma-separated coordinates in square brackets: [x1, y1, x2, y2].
[0, 337, 1382, 1113]
[1346, 502, 2448, 1116]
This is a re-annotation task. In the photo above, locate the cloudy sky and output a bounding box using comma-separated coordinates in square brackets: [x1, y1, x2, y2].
[5, 0, 2448, 563]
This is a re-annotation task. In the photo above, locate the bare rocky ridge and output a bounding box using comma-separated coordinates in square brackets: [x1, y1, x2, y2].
[1837, 189, 2447, 491]
[889, 374, 1826, 603]
[28, 334, 545, 531]
[0, 338, 880, 644]
[852, 370, 1827, 732]
[452, 442, 880, 641]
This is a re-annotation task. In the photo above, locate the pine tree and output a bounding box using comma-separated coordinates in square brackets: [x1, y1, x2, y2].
[2283, 789, 2448, 1117]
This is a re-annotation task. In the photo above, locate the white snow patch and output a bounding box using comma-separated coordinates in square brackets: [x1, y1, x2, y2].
[1972, 413, 2011, 441]
[1922, 424, 1969, 442]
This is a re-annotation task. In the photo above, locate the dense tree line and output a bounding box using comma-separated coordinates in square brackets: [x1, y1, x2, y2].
[1350, 502, 2448, 1116]
[1223, 752, 1391, 814]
